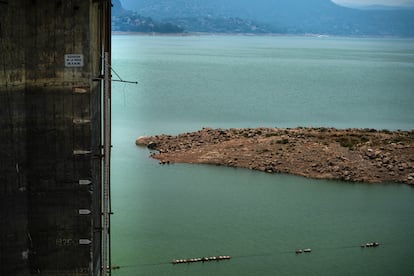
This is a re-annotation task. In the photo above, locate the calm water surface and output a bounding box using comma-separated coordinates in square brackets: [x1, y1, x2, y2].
[110, 35, 414, 275]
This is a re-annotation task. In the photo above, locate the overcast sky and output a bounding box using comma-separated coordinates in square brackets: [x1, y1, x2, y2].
[332, 0, 414, 6]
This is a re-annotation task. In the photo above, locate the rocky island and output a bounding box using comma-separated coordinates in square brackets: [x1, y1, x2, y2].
[136, 127, 414, 185]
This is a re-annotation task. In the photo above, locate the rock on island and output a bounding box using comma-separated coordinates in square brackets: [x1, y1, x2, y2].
[136, 127, 414, 185]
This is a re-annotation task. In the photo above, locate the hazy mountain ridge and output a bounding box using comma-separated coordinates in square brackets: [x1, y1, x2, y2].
[167, 17, 279, 34]
[119, 0, 414, 36]
[112, 14, 184, 33]
[112, 0, 278, 34]
[112, 0, 184, 33]
[337, 3, 414, 10]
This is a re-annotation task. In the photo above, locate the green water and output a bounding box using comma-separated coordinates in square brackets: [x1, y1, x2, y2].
[111, 35, 414, 275]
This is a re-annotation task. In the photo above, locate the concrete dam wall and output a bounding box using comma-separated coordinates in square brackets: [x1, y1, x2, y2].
[0, 0, 109, 274]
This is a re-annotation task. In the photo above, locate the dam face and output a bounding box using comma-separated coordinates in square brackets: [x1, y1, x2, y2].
[0, 0, 108, 275]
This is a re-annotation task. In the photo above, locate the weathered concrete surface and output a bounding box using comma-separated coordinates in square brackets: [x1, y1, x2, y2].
[138, 127, 414, 185]
[0, 0, 105, 275]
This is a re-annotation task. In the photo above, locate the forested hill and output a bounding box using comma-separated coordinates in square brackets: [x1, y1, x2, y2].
[119, 0, 414, 36]
[112, 0, 184, 33]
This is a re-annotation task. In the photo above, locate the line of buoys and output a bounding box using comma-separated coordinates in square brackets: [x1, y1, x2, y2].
[172, 255, 231, 265]
[296, 241, 380, 254]
[172, 242, 381, 265]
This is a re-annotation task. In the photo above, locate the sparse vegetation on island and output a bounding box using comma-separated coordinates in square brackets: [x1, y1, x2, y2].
[136, 127, 414, 185]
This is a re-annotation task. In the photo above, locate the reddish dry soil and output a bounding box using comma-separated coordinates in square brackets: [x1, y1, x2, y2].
[136, 127, 414, 185]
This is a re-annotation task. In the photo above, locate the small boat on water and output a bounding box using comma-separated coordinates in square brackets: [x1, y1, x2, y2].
[361, 242, 380, 248]
[296, 248, 311, 254]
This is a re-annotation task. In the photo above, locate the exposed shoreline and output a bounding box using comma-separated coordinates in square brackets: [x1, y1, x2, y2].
[136, 127, 414, 185]
[111, 32, 406, 39]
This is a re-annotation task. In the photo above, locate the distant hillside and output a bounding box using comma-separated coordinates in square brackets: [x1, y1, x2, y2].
[119, 0, 414, 36]
[167, 17, 280, 34]
[112, 0, 184, 33]
[112, 0, 126, 15]
[336, 3, 414, 10]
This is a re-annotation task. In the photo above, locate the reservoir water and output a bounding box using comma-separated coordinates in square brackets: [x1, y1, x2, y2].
[110, 35, 414, 275]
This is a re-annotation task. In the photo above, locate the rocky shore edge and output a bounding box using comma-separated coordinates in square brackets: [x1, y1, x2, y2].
[136, 127, 414, 185]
